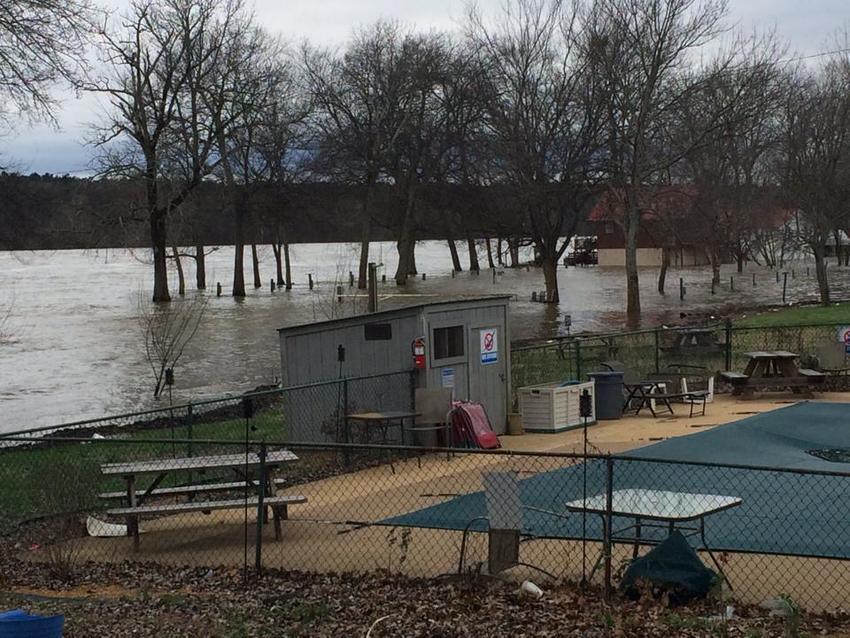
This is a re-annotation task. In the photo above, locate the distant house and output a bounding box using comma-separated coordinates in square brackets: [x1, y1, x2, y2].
[589, 188, 711, 268]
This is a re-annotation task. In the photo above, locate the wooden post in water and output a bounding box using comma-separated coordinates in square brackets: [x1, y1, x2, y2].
[782, 272, 788, 303]
[270, 279, 275, 292]
[492, 269, 497, 284]
[336, 285, 343, 303]
[531, 291, 537, 302]
[381, 274, 386, 283]
[308, 274, 314, 290]
[730, 276, 734, 292]
[775, 270, 780, 283]
[752, 272, 756, 286]
[422, 273, 426, 280]
[349, 271, 354, 287]
[451, 269, 456, 278]
[216, 282, 222, 297]
[711, 279, 715, 295]
[679, 278, 685, 300]
[367, 262, 378, 313]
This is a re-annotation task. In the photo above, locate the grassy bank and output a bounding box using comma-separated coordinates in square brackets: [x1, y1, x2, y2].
[736, 302, 850, 328]
[0, 411, 283, 529]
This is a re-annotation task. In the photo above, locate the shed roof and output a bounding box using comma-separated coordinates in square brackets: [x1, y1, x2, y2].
[277, 295, 513, 335]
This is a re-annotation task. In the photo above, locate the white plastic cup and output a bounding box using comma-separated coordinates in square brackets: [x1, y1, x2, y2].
[520, 580, 544, 599]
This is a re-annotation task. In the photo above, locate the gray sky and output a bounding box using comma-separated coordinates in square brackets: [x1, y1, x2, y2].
[2, 0, 848, 174]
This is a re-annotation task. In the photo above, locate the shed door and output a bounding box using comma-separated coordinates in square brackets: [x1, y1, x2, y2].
[468, 323, 507, 434]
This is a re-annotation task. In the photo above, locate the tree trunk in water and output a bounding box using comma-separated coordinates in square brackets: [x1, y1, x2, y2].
[172, 244, 185, 296]
[272, 243, 284, 286]
[541, 254, 559, 303]
[833, 230, 841, 266]
[195, 244, 206, 289]
[814, 244, 831, 304]
[251, 244, 261, 288]
[467, 235, 480, 272]
[624, 210, 640, 321]
[509, 239, 520, 268]
[448, 240, 462, 272]
[394, 184, 418, 285]
[284, 242, 292, 289]
[232, 191, 247, 297]
[485, 237, 495, 269]
[357, 181, 375, 289]
[232, 242, 245, 297]
[736, 252, 744, 273]
[711, 252, 721, 286]
[496, 238, 504, 266]
[151, 210, 170, 302]
[657, 247, 669, 294]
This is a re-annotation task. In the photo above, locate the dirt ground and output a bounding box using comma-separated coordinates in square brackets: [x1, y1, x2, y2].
[27, 392, 850, 612]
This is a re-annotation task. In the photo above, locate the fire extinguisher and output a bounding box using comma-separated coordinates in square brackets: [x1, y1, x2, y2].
[412, 337, 426, 369]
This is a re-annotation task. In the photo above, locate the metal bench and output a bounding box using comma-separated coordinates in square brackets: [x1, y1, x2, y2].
[108, 494, 307, 549]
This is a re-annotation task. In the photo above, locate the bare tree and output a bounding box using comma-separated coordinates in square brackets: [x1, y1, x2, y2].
[303, 22, 412, 288]
[90, 0, 243, 302]
[467, 0, 605, 303]
[590, 0, 728, 320]
[671, 33, 784, 283]
[137, 291, 207, 398]
[0, 0, 95, 128]
[780, 60, 850, 304]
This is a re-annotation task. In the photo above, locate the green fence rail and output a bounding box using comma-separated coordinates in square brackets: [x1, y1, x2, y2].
[510, 321, 850, 406]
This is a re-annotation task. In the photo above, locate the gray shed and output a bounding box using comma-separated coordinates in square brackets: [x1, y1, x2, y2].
[277, 296, 512, 439]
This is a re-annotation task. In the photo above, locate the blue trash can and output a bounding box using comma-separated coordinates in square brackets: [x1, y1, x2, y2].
[587, 371, 624, 420]
[0, 610, 64, 638]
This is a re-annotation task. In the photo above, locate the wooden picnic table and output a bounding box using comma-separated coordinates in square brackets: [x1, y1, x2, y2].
[662, 328, 722, 353]
[722, 351, 825, 396]
[101, 449, 300, 548]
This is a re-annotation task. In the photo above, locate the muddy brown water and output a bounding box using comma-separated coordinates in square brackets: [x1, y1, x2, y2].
[1, 242, 846, 432]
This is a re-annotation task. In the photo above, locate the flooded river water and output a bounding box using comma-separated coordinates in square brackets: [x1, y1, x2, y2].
[1, 241, 846, 432]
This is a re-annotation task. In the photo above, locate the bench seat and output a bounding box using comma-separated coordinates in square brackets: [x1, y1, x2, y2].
[98, 478, 290, 500]
[109, 495, 307, 548]
[799, 368, 827, 380]
[720, 372, 749, 381]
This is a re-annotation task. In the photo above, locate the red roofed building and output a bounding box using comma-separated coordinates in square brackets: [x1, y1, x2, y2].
[589, 188, 713, 267]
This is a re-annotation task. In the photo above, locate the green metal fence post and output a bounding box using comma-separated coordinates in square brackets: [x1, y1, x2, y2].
[186, 402, 193, 458]
[575, 339, 582, 381]
[654, 328, 660, 373]
[255, 441, 267, 576]
[342, 379, 350, 467]
[725, 318, 733, 371]
[604, 456, 614, 600]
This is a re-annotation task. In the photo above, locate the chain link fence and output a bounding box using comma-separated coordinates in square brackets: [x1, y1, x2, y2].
[2, 434, 850, 612]
[512, 321, 850, 405]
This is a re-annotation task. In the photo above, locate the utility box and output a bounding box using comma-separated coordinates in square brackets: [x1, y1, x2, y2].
[518, 381, 596, 433]
[277, 296, 512, 441]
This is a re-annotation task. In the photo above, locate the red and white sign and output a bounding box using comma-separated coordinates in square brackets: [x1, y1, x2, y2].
[480, 328, 498, 365]
[837, 326, 850, 345]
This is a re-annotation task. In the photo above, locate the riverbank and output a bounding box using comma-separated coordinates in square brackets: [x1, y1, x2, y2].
[3, 246, 849, 431]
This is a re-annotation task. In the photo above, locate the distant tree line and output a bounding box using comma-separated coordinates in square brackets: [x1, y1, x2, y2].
[3, 0, 850, 315]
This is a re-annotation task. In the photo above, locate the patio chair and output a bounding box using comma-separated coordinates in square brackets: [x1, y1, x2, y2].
[654, 364, 715, 404]
[457, 471, 567, 578]
[406, 388, 454, 466]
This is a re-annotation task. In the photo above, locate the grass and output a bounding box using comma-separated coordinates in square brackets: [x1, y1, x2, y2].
[735, 302, 850, 328]
[0, 409, 284, 529]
